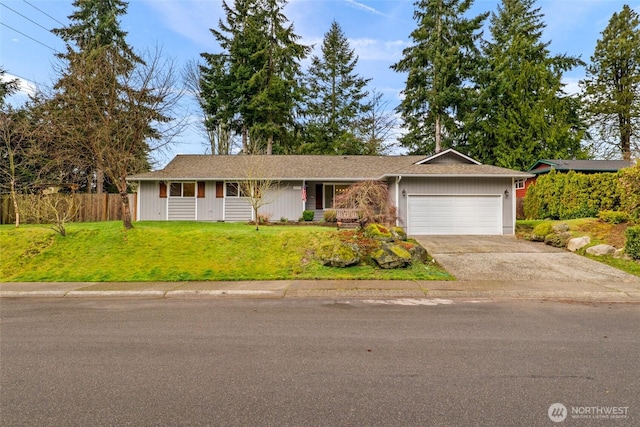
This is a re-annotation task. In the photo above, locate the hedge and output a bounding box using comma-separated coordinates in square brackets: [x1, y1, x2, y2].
[523, 164, 639, 220]
[625, 226, 640, 260]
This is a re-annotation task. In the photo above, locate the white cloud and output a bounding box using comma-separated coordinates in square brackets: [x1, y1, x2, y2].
[343, 0, 386, 17]
[1, 73, 36, 97]
[141, 0, 222, 48]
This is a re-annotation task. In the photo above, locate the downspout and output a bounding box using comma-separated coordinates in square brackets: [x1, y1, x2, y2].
[135, 181, 140, 222]
[302, 179, 306, 214]
[511, 178, 516, 235]
[395, 176, 402, 227]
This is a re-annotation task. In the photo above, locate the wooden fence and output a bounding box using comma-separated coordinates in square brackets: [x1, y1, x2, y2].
[0, 193, 136, 225]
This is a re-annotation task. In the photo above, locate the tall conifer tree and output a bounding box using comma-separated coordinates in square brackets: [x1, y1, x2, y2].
[391, 0, 487, 154]
[581, 5, 640, 160]
[201, 0, 308, 154]
[303, 21, 371, 154]
[467, 0, 585, 170]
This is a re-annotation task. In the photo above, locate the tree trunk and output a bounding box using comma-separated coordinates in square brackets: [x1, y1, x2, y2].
[10, 178, 19, 228]
[120, 190, 133, 229]
[242, 125, 248, 154]
[96, 167, 104, 194]
[435, 115, 442, 153]
[267, 135, 273, 155]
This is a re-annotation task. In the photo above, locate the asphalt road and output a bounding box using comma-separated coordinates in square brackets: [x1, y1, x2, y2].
[1, 298, 639, 426]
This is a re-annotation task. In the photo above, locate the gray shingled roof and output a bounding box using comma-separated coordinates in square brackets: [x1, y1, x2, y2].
[128, 154, 532, 181]
[529, 159, 632, 174]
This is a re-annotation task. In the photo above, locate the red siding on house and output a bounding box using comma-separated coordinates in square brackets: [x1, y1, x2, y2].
[516, 177, 537, 198]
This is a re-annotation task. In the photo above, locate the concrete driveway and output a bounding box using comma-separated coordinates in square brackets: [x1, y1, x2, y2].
[414, 235, 640, 285]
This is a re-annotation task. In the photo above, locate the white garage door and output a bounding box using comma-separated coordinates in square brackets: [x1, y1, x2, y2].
[408, 195, 502, 235]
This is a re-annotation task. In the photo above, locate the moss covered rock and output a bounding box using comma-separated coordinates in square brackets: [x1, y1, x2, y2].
[364, 223, 394, 241]
[531, 221, 554, 241]
[316, 242, 360, 267]
[371, 243, 412, 269]
[391, 227, 407, 241]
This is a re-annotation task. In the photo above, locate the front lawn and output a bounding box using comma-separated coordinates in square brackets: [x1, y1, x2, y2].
[0, 221, 452, 282]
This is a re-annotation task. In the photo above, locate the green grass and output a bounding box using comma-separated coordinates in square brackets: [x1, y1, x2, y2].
[0, 221, 453, 282]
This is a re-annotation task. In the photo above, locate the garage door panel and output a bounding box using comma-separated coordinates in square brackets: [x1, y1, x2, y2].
[408, 195, 501, 235]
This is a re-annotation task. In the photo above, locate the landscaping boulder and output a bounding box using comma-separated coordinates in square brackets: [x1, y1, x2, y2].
[316, 242, 360, 267]
[586, 244, 616, 257]
[552, 223, 570, 234]
[371, 243, 412, 269]
[567, 236, 591, 252]
[544, 231, 571, 248]
[391, 227, 407, 241]
[613, 249, 630, 260]
[403, 242, 429, 263]
[364, 223, 394, 242]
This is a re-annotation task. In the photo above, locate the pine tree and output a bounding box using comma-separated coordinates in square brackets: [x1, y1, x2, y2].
[391, 0, 487, 154]
[201, 0, 308, 155]
[49, 0, 178, 228]
[303, 21, 371, 154]
[581, 5, 640, 160]
[467, 0, 585, 170]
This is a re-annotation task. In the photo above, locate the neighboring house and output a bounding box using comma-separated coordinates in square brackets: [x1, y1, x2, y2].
[516, 159, 633, 198]
[127, 149, 532, 235]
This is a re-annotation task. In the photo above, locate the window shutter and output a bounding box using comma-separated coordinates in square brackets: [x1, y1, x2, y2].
[216, 182, 224, 198]
[197, 181, 205, 198]
[159, 182, 167, 198]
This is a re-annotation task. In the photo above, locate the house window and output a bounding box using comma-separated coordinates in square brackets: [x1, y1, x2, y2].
[324, 184, 350, 208]
[225, 182, 247, 197]
[515, 179, 525, 190]
[169, 182, 196, 197]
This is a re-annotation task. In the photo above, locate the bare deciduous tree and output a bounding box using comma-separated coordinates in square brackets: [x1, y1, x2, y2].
[19, 187, 80, 236]
[237, 155, 281, 230]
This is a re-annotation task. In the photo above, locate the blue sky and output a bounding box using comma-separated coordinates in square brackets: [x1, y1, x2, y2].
[1, 0, 638, 163]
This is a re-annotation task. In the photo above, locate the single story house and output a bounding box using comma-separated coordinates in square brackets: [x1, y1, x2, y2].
[127, 149, 532, 235]
[516, 159, 633, 198]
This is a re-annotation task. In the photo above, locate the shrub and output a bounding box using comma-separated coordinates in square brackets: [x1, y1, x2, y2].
[619, 161, 640, 219]
[524, 169, 623, 220]
[333, 180, 396, 226]
[625, 226, 640, 260]
[323, 209, 337, 223]
[598, 210, 629, 224]
[257, 213, 271, 224]
[302, 210, 315, 221]
[532, 221, 554, 240]
[280, 217, 288, 223]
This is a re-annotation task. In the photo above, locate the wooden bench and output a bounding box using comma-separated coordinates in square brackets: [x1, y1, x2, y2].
[336, 208, 360, 229]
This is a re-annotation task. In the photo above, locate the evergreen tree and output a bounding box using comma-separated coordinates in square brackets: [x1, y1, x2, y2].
[303, 21, 371, 154]
[467, 0, 586, 170]
[0, 67, 20, 109]
[391, 0, 487, 154]
[49, 0, 179, 228]
[201, 0, 259, 153]
[201, 0, 308, 155]
[581, 5, 640, 160]
[51, 0, 144, 194]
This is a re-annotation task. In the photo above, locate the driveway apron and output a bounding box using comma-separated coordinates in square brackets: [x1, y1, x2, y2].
[413, 235, 640, 285]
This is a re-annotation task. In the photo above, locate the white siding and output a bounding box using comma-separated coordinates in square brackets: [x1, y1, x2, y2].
[138, 181, 166, 220]
[197, 181, 223, 221]
[225, 198, 252, 221]
[261, 182, 305, 221]
[168, 198, 196, 220]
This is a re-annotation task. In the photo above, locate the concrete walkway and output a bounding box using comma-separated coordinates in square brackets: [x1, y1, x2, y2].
[2, 278, 640, 301]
